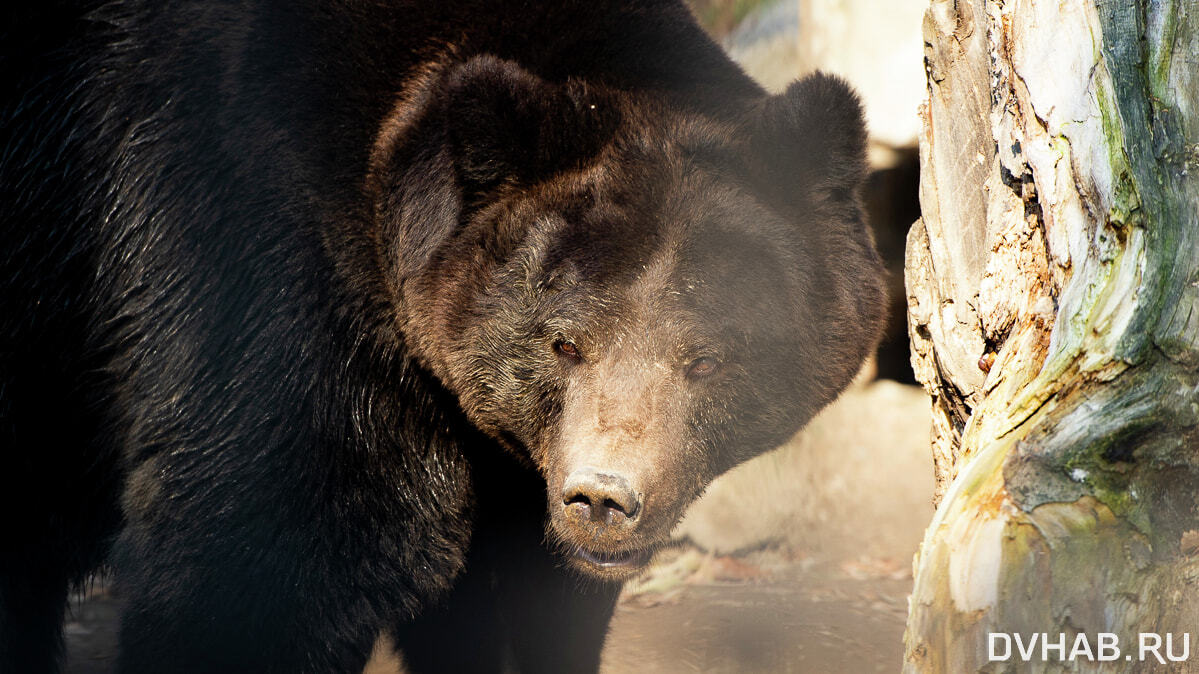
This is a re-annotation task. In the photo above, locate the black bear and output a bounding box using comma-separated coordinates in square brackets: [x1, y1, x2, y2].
[0, 1, 885, 672]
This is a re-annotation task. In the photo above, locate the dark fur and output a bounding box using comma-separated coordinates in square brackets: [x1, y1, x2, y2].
[0, 2, 885, 672]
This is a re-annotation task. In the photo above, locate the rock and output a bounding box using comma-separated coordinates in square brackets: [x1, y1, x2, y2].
[675, 378, 933, 562]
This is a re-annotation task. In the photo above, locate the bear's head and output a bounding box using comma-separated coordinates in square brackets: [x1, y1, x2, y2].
[368, 56, 885, 580]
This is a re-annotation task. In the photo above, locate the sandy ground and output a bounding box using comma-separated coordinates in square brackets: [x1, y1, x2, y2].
[62, 586, 121, 674]
[601, 548, 915, 673]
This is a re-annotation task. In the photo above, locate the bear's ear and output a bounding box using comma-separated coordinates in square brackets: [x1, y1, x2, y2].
[749, 72, 868, 208]
[441, 56, 619, 199]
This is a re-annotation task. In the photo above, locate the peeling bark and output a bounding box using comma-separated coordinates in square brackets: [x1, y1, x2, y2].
[904, 0, 1199, 670]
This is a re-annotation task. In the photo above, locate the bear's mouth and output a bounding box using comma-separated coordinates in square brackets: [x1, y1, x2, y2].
[572, 545, 653, 576]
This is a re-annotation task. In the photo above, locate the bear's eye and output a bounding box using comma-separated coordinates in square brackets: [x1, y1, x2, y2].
[685, 357, 720, 379]
[554, 339, 583, 362]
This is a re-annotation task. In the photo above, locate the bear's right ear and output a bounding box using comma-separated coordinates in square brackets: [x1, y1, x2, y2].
[749, 72, 868, 209]
[367, 57, 620, 282]
[441, 56, 619, 200]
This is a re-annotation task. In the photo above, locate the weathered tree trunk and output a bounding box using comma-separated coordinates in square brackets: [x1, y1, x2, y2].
[904, 0, 1199, 670]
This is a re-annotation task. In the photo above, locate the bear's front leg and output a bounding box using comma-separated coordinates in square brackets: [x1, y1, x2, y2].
[496, 540, 623, 674]
[394, 521, 621, 674]
[112, 514, 385, 674]
[394, 447, 622, 674]
[109, 443, 467, 674]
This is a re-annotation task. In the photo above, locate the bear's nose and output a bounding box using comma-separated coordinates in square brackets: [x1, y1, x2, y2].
[562, 469, 641, 526]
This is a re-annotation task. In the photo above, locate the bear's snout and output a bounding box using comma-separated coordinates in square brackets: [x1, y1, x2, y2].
[561, 468, 641, 528]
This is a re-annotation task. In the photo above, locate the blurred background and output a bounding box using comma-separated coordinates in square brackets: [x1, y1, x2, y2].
[62, 2, 933, 672]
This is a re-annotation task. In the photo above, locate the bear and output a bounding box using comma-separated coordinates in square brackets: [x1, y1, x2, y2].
[0, 1, 885, 672]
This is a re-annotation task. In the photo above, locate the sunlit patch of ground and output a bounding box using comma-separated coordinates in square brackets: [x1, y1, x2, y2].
[600, 377, 932, 672]
[604, 548, 914, 673]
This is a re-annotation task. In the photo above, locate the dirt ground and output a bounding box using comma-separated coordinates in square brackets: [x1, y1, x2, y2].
[601, 548, 914, 673]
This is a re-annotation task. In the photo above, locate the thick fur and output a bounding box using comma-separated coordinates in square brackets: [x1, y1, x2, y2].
[0, 2, 885, 672]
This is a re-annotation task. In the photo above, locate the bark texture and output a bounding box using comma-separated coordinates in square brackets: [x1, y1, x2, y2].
[905, 0, 1199, 670]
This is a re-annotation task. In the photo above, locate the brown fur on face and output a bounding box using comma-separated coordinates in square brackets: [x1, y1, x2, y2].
[369, 55, 886, 580]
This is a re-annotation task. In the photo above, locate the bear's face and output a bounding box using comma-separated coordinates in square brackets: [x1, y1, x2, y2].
[370, 57, 884, 580]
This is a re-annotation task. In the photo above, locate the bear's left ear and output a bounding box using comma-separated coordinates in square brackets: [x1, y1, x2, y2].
[442, 56, 619, 200]
[749, 72, 868, 208]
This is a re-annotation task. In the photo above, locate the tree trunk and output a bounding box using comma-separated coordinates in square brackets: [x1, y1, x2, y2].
[904, 0, 1199, 670]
